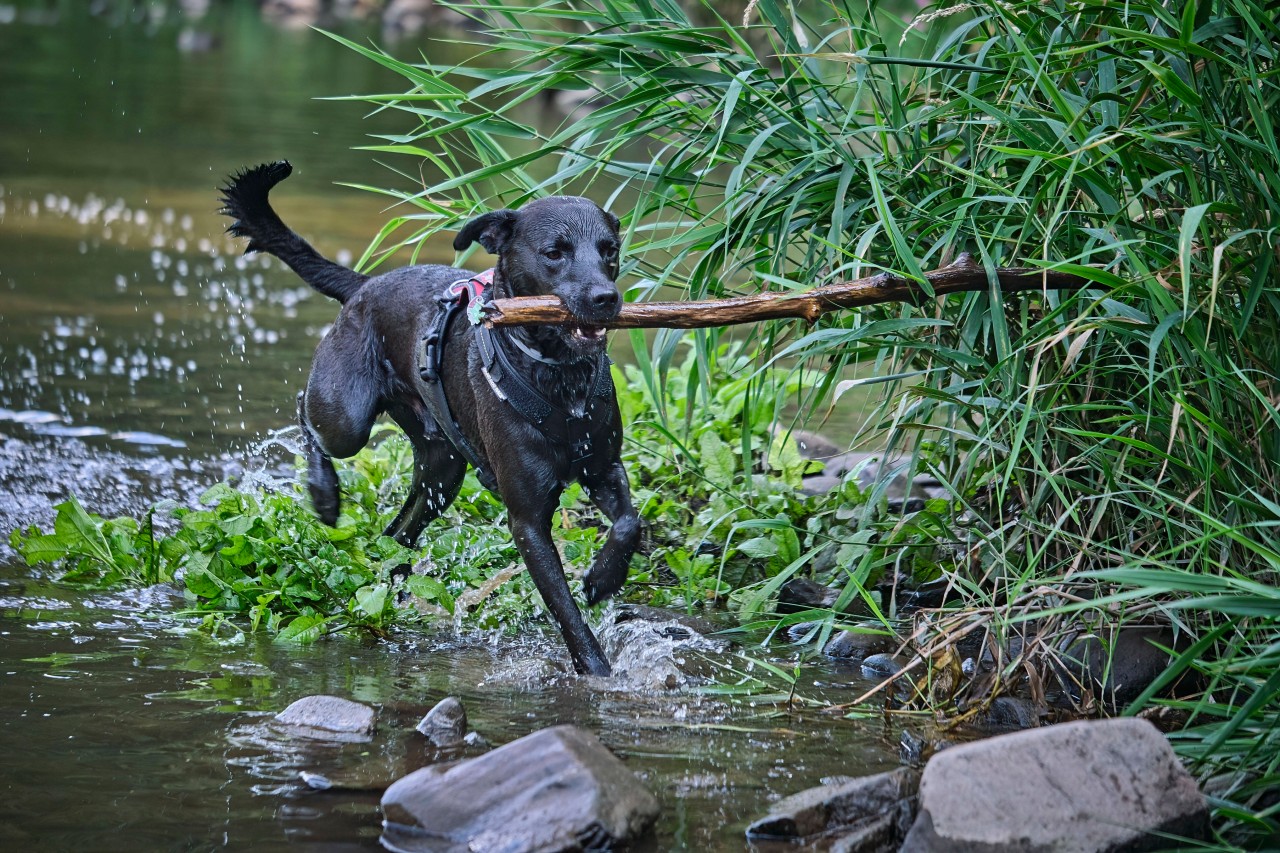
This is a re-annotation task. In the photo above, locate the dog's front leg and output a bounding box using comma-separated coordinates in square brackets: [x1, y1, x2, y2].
[582, 461, 642, 606]
[508, 503, 612, 677]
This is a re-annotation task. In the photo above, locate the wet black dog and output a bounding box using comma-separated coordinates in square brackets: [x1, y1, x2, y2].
[219, 162, 638, 676]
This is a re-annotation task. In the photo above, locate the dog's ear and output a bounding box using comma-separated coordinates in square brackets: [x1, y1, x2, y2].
[454, 209, 518, 254]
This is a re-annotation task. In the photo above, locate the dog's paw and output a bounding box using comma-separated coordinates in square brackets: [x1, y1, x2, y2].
[306, 458, 341, 527]
[583, 565, 626, 606]
[309, 488, 340, 527]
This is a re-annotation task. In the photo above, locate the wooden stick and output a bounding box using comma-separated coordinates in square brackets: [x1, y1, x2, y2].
[483, 252, 1096, 329]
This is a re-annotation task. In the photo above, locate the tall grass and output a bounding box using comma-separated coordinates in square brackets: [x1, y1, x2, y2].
[336, 0, 1279, 841]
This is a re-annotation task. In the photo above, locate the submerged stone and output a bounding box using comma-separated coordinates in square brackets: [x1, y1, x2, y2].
[272, 694, 376, 742]
[901, 718, 1209, 852]
[381, 725, 659, 853]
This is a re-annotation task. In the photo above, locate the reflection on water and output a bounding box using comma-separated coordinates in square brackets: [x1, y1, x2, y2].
[0, 0, 464, 456]
[0, 2, 904, 849]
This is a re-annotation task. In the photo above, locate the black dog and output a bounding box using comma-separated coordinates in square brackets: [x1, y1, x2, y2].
[219, 162, 639, 676]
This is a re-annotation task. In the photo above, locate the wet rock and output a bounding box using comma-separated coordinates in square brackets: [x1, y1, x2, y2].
[1054, 626, 1183, 710]
[971, 696, 1040, 731]
[901, 718, 1209, 852]
[613, 603, 723, 637]
[777, 577, 840, 612]
[272, 695, 376, 743]
[782, 427, 844, 460]
[894, 579, 957, 611]
[824, 629, 893, 661]
[746, 767, 919, 851]
[898, 730, 955, 766]
[381, 725, 659, 852]
[785, 620, 824, 643]
[860, 653, 909, 680]
[415, 696, 467, 747]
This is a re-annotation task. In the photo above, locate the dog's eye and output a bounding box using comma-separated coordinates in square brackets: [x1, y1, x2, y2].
[543, 249, 563, 261]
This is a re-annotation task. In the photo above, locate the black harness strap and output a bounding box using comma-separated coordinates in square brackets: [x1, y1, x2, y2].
[418, 273, 498, 492]
[417, 270, 614, 488]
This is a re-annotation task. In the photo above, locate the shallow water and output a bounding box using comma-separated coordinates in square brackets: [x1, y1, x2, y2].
[0, 563, 902, 851]
[0, 3, 903, 849]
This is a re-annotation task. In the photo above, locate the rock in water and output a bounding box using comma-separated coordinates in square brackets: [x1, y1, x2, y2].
[746, 767, 920, 851]
[272, 695, 376, 742]
[901, 718, 1209, 852]
[381, 725, 659, 852]
[415, 696, 467, 747]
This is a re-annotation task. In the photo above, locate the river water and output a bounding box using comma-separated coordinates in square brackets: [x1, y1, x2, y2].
[0, 3, 900, 849]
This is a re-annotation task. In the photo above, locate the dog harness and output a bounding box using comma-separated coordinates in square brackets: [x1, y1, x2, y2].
[417, 270, 613, 493]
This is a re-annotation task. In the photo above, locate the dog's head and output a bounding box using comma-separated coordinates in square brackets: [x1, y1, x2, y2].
[454, 197, 622, 353]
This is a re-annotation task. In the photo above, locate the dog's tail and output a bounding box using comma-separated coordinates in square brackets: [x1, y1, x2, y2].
[219, 161, 368, 304]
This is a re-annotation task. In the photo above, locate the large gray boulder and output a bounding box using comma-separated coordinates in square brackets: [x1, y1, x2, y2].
[381, 725, 659, 852]
[902, 718, 1208, 852]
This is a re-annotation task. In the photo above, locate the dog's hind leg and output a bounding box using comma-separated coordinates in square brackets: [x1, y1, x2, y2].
[383, 428, 467, 547]
[581, 461, 642, 606]
[297, 391, 341, 526]
[298, 334, 382, 525]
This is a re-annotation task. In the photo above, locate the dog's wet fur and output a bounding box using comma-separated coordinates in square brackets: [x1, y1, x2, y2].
[219, 161, 638, 675]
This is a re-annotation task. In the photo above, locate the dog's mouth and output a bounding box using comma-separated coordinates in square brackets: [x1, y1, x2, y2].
[569, 324, 608, 345]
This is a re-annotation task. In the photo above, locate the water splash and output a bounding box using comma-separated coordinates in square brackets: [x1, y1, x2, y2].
[595, 605, 728, 693]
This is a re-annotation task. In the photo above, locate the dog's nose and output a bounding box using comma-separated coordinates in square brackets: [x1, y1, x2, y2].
[591, 288, 620, 313]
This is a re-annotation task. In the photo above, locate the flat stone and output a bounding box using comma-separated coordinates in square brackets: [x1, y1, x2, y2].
[747, 767, 919, 850]
[901, 718, 1209, 852]
[381, 725, 659, 852]
[800, 473, 844, 496]
[273, 695, 376, 742]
